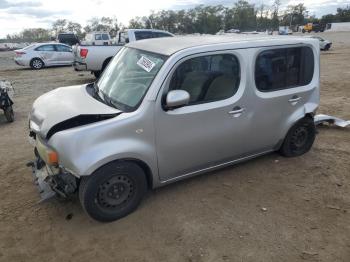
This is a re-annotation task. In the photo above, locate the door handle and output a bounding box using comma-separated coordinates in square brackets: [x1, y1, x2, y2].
[228, 106, 245, 117]
[288, 96, 301, 105]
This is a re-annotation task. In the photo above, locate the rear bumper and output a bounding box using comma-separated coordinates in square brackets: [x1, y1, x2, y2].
[14, 58, 26, 66]
[73, 61, 87, 71]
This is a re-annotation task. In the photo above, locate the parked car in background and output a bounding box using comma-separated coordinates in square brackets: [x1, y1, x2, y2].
[73, 29, 174, 78]
[28, 35, 320, 222]
[83, 32, 112, 46]
[279, 26, 292, 35]
[57, 33, 80, 46]
[14, 43, 74, 69]
[309, 36, 332, 51]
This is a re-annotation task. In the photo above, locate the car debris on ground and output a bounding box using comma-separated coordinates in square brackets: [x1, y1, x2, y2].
[314, 114, 350, 128]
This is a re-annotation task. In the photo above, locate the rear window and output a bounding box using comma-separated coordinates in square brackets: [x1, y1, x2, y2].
[135, 31, 153, 40]
[153, 32, 173, 38]
[255, 46, 314, 92]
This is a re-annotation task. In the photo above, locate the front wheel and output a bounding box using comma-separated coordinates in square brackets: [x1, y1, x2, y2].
[4, 106, 14, 122]
[279, 117, 316, 157]
[79, 161, 147, 222]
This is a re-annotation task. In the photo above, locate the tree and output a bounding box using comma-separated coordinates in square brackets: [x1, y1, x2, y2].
[232, 0, 257, 31]
[66, 22, 83, 37]
[270, 0, 281, 30]
[128, 17, 145, 29]
[52, 19, 67, 35]
[85, 17, 120, 36]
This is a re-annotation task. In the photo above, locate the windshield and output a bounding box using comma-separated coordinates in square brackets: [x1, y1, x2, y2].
[97, 47, 167, 111]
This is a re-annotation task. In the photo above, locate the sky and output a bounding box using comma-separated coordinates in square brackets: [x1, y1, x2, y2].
[1, 0, 349, 38]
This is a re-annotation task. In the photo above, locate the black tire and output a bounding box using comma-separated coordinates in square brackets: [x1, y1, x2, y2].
[79, 161, 147, 222]
[4, 106, 14, 122]
[30, 58, 44, 70]
[279, 117, 316, 157]
[302, 29, 305, 33]
[93, 71, 101, 78]
[102, 57, 112, 72]
[324, 44, 330, 51]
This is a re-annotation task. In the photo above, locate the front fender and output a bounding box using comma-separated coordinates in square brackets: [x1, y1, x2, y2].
[48, 109, 158, 181]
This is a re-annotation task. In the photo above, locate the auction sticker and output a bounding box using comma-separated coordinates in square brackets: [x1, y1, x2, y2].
[137, 56, 156, 72]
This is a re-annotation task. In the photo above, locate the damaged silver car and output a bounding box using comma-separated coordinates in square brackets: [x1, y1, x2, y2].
[28, 35, 320, 222]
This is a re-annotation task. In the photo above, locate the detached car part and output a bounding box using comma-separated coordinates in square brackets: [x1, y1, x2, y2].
[314, 114, 350, 128]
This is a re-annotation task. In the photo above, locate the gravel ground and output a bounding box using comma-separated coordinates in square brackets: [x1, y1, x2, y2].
[0, 32, 349, 262]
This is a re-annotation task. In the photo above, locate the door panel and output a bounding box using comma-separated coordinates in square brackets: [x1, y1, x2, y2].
[55, 45, 73, 64]
[251, 45, 317, 148]
[35, 45, 57, 65]
[155, 51, 258, 181]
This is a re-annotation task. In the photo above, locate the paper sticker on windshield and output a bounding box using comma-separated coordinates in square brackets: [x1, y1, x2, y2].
[137, 56, 156, 72]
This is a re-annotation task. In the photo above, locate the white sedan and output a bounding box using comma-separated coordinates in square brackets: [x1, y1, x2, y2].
[14, 43, 74, 69]
[309, 36, 332, 51]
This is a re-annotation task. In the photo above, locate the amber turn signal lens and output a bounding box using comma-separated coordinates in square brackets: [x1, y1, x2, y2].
[47, 151, 58, 165]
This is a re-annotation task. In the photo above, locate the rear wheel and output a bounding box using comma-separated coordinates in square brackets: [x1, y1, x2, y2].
[279, 117, 316, 157]
[93, 71, 101, 78]
[30, 58, 44, 69]
[79, 161, 147, 222]
[4, 105, 14, 122]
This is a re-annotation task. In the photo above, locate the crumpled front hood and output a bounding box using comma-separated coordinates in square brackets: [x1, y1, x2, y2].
[30, 84, 121, 138]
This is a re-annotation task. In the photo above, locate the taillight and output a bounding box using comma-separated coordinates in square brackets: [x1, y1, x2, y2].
[80, 48, 88, 58]
[15, 51, 25, 56]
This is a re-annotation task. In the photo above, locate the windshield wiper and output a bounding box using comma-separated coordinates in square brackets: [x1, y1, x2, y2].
[92, 82, 122, 111]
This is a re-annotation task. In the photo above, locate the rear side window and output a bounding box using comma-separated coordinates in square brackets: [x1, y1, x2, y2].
[153, 32, 173, 38]
[102, 34, 109, 40]
[56, 45, 71, 52]
[95, 34, 102, 40]
[169, 54, 240, 104]
[135, 31, 153, 40]
[35, 45, 55, 51]
[255, 46, 314, 92]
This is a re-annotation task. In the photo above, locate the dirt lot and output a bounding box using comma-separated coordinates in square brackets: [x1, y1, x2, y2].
[0, 32, 349, 262]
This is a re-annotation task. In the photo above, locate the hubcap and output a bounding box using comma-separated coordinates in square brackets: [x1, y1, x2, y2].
[33, 60, 42, 68]
[97, 175, 134, 209]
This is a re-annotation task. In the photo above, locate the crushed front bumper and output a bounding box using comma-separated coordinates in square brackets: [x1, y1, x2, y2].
[27, 154, 78, 202]
[27, 158, 56, 201]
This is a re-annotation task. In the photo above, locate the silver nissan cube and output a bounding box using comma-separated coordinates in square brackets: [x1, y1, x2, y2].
[28, 35, 320, 222]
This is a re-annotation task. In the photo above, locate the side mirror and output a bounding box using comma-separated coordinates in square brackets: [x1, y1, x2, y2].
[165, 90, 190, 110]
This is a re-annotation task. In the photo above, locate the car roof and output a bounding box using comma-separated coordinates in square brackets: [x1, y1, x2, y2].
[125, 29, 174, 35]
[33, 42, 70, 47]
[127, 35, 317, 56]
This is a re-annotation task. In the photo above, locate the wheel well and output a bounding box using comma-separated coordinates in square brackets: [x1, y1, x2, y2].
[131, 159, 153, 189]
[305, 113, 314, 120]
[89, 158, 154, 189]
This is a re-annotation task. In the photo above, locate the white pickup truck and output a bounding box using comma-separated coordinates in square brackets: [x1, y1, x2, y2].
[73, 29, 174, 78]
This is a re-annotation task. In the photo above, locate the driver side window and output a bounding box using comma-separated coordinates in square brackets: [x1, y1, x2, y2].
[169, 54, 240, 105]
